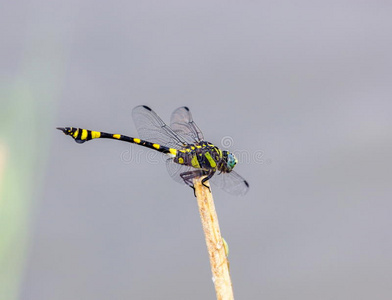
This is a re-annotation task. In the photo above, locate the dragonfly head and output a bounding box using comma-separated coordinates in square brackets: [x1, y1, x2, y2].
[222, 151, 238, 172]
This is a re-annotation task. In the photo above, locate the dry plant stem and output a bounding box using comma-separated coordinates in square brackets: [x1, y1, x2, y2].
[194, 178, 234, 300]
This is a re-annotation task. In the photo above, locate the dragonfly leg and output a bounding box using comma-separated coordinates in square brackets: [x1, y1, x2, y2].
[201, 170, 215, 193]
[180, 170, 209, 196]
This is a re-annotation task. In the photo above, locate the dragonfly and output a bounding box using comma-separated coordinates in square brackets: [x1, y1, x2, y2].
[57, 105, 249, 196]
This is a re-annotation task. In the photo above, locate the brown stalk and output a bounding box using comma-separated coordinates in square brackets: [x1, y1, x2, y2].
[193, 177, 234, 300]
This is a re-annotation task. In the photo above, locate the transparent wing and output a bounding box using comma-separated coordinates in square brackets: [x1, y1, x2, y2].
[210, 171, 249, 196]
[167, 157, 249, 196]
[165, 158, 196, 185]
[132, 105, 187, 149]
[170, 106, 204, 144]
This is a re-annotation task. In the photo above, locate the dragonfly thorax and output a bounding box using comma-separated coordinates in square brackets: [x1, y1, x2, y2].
[175, 143, 238, 174]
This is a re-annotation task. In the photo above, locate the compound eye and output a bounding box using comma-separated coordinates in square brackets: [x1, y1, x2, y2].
[227, 153, 237, 170]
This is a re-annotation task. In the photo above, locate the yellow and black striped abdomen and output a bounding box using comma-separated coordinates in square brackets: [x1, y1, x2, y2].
[56, 127, 101, 144]
[57, 127, 177, 156]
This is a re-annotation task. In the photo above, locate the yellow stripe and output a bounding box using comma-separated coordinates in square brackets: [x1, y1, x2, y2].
[169, 148, 177, 156]
[204, 152, 216, 168]
[113, 134, 121, 139]
[81, 129, 88, 140]
[91, 131, 101, 139]
[72, 129, 79, 138]
[178, 157, 184, 164]
[153, 143, 160, 150]
[191, 155, 200, 168]
[134, 138, 141, 144]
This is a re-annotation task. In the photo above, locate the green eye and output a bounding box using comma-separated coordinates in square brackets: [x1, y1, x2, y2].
[226, 153, 237, 170]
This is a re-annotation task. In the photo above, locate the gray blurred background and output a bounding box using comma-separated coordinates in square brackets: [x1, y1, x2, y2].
[1, 1, 392, 299]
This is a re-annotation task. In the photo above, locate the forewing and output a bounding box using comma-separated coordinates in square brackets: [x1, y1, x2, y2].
[210, 171, 249, 196]
[170, 106, 204, 144]
[132, 105, 187, 149]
